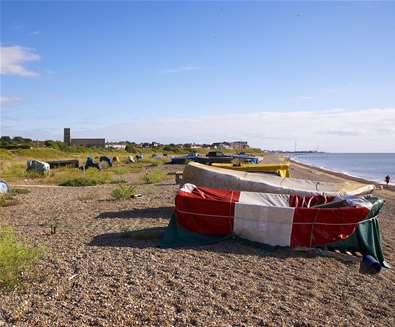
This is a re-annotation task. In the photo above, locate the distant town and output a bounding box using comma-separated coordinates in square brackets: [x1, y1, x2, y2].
[0, 127, 324, 154]
[0, 128, 251, 151]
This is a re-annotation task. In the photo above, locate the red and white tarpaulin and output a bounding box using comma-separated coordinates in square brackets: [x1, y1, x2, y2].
[176, 183, 372, 248]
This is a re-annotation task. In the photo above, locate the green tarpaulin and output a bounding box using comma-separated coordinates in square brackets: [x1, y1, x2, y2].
[161, 196, 389, 268]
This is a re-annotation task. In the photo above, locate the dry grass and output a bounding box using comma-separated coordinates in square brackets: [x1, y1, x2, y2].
[142, 170, 166, 184]
[0, 188, 31, 207]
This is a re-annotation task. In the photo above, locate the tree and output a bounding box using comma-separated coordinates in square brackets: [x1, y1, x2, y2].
[125, 143, 137, 153]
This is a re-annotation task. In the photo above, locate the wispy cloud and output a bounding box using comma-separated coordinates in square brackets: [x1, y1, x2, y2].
[0, 45, 40, 77]
[317, 129, 362, 136]
[4, 107, 394, 152]
[0, 96, 23, 107]
[160, 65, 201, 74]
[86, 107, 395, 152]
[30, 30, 40, 36]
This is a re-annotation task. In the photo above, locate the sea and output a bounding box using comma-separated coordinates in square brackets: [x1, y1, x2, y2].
[291, 153, 395, 185]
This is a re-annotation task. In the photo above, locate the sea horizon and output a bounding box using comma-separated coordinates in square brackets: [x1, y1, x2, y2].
[290, 152, 395, 185]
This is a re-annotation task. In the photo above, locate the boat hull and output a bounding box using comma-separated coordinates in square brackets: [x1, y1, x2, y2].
[212, 163, 290, 177]
[182, 162, 374, 196]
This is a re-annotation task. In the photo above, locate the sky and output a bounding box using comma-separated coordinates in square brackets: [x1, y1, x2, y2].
[1, 1, 394, 152]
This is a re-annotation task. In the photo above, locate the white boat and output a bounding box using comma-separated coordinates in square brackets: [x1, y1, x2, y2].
[182, 162, 374, 196]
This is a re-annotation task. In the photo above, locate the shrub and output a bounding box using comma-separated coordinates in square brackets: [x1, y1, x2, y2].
[57, 169, 112, 186]
[0, 188, 31, 207]
[110, 179, 128, 184]
[10, 188, 31, 195]
[125, 144, 137, 153]
[59, 177, 98, 187]
[142, 170, 165, 184]
[111, 184, 137, 200]
[0, 194, 17, 207]
[0, 226, 41, 289]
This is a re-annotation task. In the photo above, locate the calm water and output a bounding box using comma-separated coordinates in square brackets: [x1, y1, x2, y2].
[291, 153, 395, 185]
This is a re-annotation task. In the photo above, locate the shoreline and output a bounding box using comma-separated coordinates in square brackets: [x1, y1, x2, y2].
[288, 158, 395, 192]
[287, 154, 394, 187]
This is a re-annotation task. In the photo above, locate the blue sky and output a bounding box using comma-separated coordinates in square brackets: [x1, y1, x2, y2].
[1, 1, 394, 151]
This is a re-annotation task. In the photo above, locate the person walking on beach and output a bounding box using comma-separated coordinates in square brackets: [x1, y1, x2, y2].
[385, 175, 390, 187]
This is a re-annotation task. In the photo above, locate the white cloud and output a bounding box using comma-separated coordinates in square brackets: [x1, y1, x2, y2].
[3, 108, 394, 153]
[160, 65, 201, 74]
[88, 107, 395, 153]
[0, 96, 23, 107]
[30, 30, 40, 36]
[0, 45, 40, 77]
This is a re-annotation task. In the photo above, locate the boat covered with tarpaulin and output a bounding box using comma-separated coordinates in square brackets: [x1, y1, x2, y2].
[183, 162, 374, 196]
[212, 162, 290, 177]
[161, 183, 389, 267]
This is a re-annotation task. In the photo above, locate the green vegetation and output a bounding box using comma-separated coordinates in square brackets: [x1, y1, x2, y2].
[111, 184, 137, 200]
[51, 168, 112, 186]
[0, 193, 17, 207]
[59, 177, 99, 187]
[142, 170, 165, 184]
[111, 166, 129, 175]
[0, 226, 41, 289]
[10, 188, 31, 195]
[0, 188, 31, 207]
[0, 149, 13, 160]
[109, 179, 128, 184]
[0, 144, 265, 185]
[0, 136, 33, 150]
[125, 143, 137, 153]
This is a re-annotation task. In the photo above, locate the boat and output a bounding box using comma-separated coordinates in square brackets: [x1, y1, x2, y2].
[231, 153, 259, 164]
[182, 162, 374, 196]
[170, 152, 260, 165]
[161, 183, 388, 267]
[212, 162, 290, 177]
[170, 152, 234, 165]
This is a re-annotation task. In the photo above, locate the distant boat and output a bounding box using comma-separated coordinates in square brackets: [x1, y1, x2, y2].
[170, 152, 259, 165]
[211, 162, 290, 177]
[182, 162, 374, 196]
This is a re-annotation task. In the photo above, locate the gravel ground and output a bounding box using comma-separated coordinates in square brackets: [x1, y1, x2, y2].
[1, 163, 394, 327]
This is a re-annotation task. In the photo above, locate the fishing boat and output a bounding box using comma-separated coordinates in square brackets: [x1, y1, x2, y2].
[161, 183, 387, 267]
[182, 162, 374, 196]
[212, 162, 290, 177]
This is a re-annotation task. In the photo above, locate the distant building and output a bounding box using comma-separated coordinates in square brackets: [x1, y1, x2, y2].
[231, 141, 249, 150]
[106, 143, 126, 150]
[211, 141, 249, 150]
[211, 142, 232, 149]
[71, 138, 106, 147]
[64, 128, 71, 145]
[63, 128, 105, 148]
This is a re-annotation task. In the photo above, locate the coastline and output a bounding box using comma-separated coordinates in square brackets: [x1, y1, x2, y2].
[288, 157, 395, 192]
